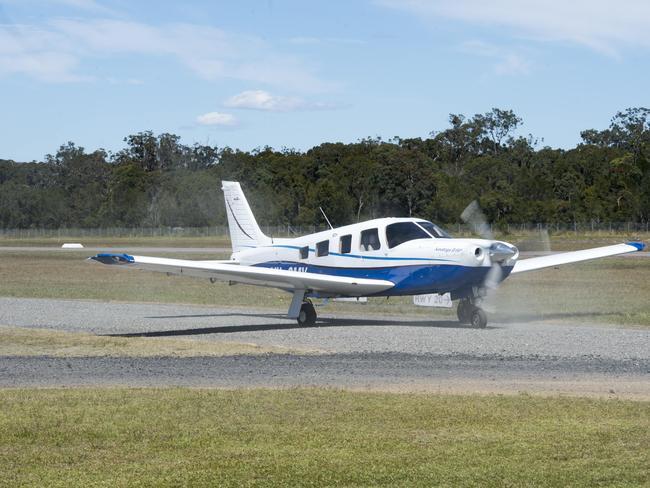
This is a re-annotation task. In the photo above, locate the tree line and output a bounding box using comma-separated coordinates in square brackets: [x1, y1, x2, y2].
[1, 107, 649, 230]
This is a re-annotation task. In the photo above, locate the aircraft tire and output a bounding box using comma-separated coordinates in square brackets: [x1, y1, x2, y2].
[470, 307, 488, 329]
[297, 302, 317, 327]
[456, 300, 471, 324]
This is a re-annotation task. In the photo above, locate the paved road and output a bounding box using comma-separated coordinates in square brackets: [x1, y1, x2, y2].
[1, 297, 648, 397]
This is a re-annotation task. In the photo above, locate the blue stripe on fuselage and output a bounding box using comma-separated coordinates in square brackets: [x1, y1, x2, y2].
[261, 244, 455, 262]
[254, 261, 511, 296]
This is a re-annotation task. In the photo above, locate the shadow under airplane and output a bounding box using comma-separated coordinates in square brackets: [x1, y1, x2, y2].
[106, 313, 486, 338]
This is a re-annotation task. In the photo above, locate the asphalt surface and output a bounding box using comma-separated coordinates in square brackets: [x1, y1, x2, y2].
[1, 297, 649, 397]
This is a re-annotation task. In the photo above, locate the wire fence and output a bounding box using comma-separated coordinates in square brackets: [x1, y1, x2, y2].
[0, 222, 649, 239]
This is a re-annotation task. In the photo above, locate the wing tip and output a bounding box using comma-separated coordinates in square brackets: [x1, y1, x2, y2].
[90, 253, 135, 265]
[626, 242, 646, 251]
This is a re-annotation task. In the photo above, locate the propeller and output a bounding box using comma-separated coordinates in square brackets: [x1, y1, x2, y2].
[461, 201, 518, 304]
[515, 227, 551, 254]
[460, 200, 493, 240]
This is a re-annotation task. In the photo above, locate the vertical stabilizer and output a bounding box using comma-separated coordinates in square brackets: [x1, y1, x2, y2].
[221, 181, 271, 252]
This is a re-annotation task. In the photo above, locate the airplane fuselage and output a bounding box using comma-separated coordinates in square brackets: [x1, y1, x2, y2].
[232, 217, 517, 299]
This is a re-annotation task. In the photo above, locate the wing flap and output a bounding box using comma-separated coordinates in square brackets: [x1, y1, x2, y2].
[511, 242, 645, 274]
[90, 254, 394, 296]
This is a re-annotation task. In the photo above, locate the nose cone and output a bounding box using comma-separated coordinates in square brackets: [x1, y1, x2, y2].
[489, 242, 518, 263]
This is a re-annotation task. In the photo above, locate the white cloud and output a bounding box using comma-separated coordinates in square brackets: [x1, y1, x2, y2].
[0, 25, 88, 81]
[56, 0, 106, 9]
[107, 76, 144, 85]
[0, 19, 330, 90]
[196, 112, 237, 126]
[3, 0, 105, 9]
[225, 90, 304, 111]
[2, 0, 117, 16]
[460, 41, 532, 76]
[379, 0, 650, 55]
[288, 36, 365, 46]
[224, 89, 337, 112]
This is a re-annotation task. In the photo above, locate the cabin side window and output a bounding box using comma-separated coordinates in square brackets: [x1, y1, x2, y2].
[339, 234, 352, 254]
[316, 240, 329, 257]
[360, 228, 381, 251]
[299, 246, 309, 259]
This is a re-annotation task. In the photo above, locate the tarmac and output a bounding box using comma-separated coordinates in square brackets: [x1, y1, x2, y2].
[1, 297, 648, 398]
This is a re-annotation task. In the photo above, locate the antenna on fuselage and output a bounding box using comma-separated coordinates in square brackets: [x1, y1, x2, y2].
[319, 207, 334, 230]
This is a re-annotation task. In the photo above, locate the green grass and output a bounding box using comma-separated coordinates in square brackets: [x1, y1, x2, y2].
[0, 250, 649, 326]
[0, 388, 647, 487]
[0, 235, 231, 248]
[0, 230, 646, 250]
[0, 326, 313, 357]
[491, 258, 650, 327]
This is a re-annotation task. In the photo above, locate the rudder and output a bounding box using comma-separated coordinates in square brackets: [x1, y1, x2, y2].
[221, 181, 271, 252]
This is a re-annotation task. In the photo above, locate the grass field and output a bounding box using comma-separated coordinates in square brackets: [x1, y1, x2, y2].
[0, 229, 647, 250]
[0, 235, 232, 248]
[0, 388, 647, 487]
[0, 326, 312, 357]
[0, 249, 649, 326]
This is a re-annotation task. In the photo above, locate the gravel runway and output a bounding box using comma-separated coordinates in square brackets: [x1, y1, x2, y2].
[1, 297, 648, 397]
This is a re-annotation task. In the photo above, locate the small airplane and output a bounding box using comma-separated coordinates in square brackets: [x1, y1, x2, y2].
[91, 181, 646, 328]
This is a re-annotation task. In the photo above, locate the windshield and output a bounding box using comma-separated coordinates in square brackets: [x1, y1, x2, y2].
[417, 221, 452, 238]
[386, 222, 432, 248]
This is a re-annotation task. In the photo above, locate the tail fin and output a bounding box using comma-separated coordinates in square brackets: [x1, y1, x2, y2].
[221, 181, 271, 252]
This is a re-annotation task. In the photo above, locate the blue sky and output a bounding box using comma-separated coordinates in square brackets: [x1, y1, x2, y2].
[1, 0, 649, 161]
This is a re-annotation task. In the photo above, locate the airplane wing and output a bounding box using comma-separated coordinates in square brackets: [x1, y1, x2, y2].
[89, 253, 395, 296]
[511, 242, 645, 274]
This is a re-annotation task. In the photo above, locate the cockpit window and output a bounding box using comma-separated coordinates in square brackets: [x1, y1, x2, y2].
[386, 222, 432, 248]
[417, 221, 452, 238]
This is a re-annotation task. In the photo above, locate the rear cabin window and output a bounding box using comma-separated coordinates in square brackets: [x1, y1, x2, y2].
[339, 234, 352, 254]
[386, 222, 431, 248]
[316, 240, 329, 257]
[417, 221, 452, 238]
[360, 228, 381, 251]
[299, 246, 309, 259]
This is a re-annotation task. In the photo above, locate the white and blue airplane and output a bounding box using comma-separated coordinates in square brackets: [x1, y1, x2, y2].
[91, 181, 646, 328]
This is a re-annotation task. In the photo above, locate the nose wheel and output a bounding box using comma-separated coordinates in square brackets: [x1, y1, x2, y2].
[297, 301, 317, 327]
[457, 298, 488, 328]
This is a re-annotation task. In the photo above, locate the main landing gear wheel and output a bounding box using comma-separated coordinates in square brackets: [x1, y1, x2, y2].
[297, 301, 317, 327]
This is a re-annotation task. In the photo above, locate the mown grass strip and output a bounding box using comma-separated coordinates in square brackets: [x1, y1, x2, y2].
[0, 326, 312, 357]
[0, 388, 647, 487]
[2, 250, 650, 325]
